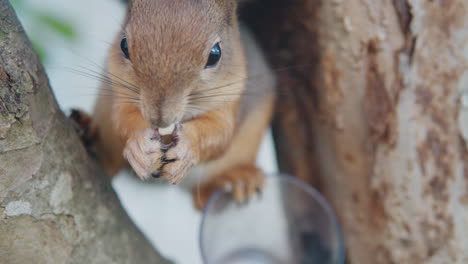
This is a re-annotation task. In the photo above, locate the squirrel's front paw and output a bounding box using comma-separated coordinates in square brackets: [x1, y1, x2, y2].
[159, 125, 198, 184]
[123, 128, 163, 180]
[69, 109, 97, 156]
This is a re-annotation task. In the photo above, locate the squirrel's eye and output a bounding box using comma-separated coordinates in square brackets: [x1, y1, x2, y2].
[121, 35, 130, 59]
[205, 42, 221, 68]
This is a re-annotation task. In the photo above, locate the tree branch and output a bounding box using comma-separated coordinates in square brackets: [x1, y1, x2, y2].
[0, 1, 171, 263]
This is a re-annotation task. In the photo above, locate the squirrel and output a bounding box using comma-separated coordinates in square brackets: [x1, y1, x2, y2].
[84, 0, 275, 210]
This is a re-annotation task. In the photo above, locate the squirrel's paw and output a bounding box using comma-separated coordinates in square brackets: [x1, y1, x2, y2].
[123, 128, 163, 180]
[159, 126, 197, 184]
[192, 165, 265, 210]
[69, 109, 97, 156]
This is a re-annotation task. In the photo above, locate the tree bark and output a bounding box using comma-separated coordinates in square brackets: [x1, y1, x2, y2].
[245, 0, 468, 263]
[0, 1, 171, 263]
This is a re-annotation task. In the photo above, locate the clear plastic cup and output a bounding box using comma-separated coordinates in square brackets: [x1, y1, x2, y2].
[199, 174, 345, 264]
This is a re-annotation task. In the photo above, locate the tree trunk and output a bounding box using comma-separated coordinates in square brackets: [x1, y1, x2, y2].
[0, 1, 171, 263]
[245, 0, 468, 263]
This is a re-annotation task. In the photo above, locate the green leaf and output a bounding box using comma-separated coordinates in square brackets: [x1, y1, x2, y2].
[36, 13, 76, 40]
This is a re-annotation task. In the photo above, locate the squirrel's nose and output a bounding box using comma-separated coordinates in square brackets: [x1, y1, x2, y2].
[149, 116, 177, 129]
[142, 95, 182, 128]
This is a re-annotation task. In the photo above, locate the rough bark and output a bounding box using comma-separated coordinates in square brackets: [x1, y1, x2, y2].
[245, 0, 468, 263]
[0, 1, 171, 263]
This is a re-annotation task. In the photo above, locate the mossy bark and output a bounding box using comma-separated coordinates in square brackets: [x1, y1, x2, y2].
[245, 0, 468, 263]
[0, 1, 171, 263]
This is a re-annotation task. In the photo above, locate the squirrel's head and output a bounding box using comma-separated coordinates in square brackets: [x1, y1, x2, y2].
[108, 0, 246, 128]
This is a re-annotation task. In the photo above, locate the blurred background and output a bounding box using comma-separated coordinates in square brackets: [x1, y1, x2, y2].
[10, 0, 278, 263]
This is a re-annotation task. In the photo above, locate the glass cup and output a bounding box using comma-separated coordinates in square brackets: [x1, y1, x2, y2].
[199, 174, 345, 264]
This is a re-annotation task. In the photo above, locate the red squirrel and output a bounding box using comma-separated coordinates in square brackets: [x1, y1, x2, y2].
[88, 0, 275, 209]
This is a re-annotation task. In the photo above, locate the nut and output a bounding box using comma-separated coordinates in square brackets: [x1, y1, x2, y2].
[158, 124, 176, 136]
